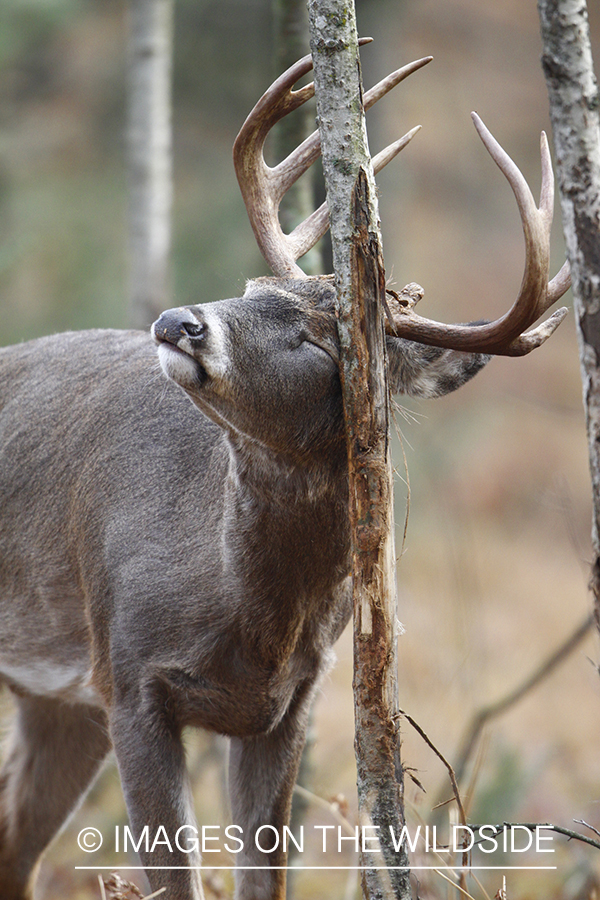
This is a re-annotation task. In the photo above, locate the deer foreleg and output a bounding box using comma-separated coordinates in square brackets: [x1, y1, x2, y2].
[0, 695, 110, 900]
[228, 678, 317, 900]
[109, 700, 204, 900]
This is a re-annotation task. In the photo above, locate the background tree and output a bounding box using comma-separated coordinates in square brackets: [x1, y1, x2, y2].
[538, 0, 600, 631]
[126, 0, 174, 328]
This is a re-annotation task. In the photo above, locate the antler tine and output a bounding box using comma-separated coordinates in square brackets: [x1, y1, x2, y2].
[233, 52, 317, 277]
[471, 113, 551, 339]
[372, 125, 422, 174]
[275, 56, 433, 200]
[234, 52, 316, 158]
[276, 58, 432, 222]
[234, 44, 430, 275]
[363, 57, 433, 111]
[287, 126, 422, 260]
[548, 259, 572, 305]
[234, 38, 370, 276]
[385, 114, 571, 356]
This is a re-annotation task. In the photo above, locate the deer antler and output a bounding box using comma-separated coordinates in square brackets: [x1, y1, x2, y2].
[233, 44, 431, 277]
[385, 115, 570, 356]
[234, 51, 571, 356]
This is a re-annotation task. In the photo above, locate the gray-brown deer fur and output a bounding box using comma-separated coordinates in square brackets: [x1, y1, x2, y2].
[0, 274, 490, 900]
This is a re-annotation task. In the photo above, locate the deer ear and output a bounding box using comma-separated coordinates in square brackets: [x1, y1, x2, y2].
[385, 336, 490, 399]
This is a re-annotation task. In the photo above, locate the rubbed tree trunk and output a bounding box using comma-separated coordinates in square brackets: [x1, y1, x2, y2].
[538, 0, 600, 627]
[126, 0, 174, 328]
[307, 4, 410, 899]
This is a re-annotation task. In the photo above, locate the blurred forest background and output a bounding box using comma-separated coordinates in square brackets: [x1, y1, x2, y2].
[1, 1, 600, 898]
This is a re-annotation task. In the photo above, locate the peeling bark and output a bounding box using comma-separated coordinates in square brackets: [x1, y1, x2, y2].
[307, 3, 410, 898]
[538, 0, 600, 626]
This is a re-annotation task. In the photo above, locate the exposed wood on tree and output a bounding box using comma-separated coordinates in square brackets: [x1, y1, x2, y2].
[307, 3, 410, 898]
[126, 0, 174, 327]
[538, 0, 600, 628]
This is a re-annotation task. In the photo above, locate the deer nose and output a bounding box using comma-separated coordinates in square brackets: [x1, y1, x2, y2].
[152, 308, 207, 346]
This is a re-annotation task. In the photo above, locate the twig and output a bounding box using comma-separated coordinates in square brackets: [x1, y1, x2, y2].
[574, 818, 600, 840]
[468, 822, 600, 852]
[433, 867, 477, 899]
[399, 710, 467, 829]
[293, 783, 357, 836]
[404, 797, 465, 868]
[399, 709, 470, 887]
[545, 823, 600, 849]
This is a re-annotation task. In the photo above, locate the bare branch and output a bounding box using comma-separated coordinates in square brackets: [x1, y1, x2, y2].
[468, 822, 600, 852]
[398, 712, 474, 896]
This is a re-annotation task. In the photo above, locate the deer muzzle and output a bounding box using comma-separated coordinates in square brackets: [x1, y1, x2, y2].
[152, 308, 207, 349]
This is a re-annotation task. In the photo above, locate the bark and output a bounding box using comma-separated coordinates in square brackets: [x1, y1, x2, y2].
[307, 4, 410, 899]
[538, 0, 600, 627]
[126, 0, 174, 328]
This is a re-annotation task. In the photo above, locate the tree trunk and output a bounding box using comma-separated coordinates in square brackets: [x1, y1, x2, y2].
[307, 4, 410, 899]
[538, 0, 600, 628]
[126, 0, 174, 328]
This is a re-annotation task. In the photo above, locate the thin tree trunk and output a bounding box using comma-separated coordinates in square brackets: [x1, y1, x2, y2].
[307, 4, 410, 899]
[538, 0, 600, 628]
[126, 0, 174, 328]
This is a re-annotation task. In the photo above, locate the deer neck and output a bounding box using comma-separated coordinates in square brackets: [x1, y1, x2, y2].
[221, 433, 350, 652]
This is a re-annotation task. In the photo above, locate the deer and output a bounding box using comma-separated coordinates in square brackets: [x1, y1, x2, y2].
[0, 49, 570, 900]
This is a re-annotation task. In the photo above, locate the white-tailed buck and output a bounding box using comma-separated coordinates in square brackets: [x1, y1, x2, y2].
[0, 51, 569, 900]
